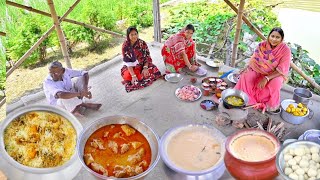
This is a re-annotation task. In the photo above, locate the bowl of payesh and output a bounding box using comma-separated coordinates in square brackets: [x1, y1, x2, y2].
[77, 115, 160, 179]
[160, 124, 226, 177]
[224, 129, 280, 180]
[0, 105, 83, 179]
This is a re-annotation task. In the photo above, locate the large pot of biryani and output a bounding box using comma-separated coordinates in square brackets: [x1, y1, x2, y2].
[0, 105, 83, 179]
[77, 115, 160, 179]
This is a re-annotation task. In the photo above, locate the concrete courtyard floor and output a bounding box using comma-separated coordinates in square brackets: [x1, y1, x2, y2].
[3, 42, 320, 179]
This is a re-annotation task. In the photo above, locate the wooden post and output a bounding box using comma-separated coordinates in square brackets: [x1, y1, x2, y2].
[47, 0, 72, 68]
[6, 1, 125, 37]
[231, 0, 245, 67]
[224, 0, 266, 41]
[153, 0, 161, 42]
[6, 0, 80, 77]
[0, 32, 6, 36]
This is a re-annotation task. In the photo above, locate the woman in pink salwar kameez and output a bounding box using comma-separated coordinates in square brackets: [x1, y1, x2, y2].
[235, 27, 291, 112]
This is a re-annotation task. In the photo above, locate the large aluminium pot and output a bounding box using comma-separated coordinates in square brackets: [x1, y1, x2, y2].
[280, 99, 313, 125]
[293, 88, 313, 106]
[0, 105, 83, 180]
[221, 88, 249, 109]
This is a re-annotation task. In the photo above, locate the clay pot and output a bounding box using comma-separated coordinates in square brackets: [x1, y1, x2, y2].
[224, 129, 280, 180]
[203, 89, 210, 96]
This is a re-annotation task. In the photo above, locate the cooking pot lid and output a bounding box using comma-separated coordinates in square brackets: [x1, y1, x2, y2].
[304, 131, 320, 144]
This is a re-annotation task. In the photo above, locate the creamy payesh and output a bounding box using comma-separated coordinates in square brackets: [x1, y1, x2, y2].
[167, 129, 221, 171]
[230, 134, 276, 162]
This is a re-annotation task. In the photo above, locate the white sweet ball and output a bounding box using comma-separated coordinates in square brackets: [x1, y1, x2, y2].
[285, 167, 293, 175]
[298, 175, 304, 180]
[310, 160, 316, 165]
[300, 159, 309, 168]
[292, 165, 300, 171]
[308, 168, 317, 177]
[312, 153, 320, 163]
[289, 173, 299, 180]
[304, 147, 311, 155]
[284, 154, 294, 161]
[296, 168, 305, 175]
[306, 154, 312, 160]
[304, 174, 309, 179]
[290, 148, 296, 155]
[295, 148, 306, 156]
[310, 147, 320, 154]
[309, 177, 316, 180]
[294, 156, 302, 163]
[288, 159, 297, 166]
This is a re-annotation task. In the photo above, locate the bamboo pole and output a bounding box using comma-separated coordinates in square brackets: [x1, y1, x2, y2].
[231, 0, 245, 67]
[153, 0, 161, 42]
[224, 0, 266, 41]
[0, 97, 5, 108]
[6, 0, 81, 77]
[47, 0, 72, 68]
[0, 32, 6, 36]
[290, 62, 320, 91]
[224, 0, 320, 91]
[6, 1, 125, 38]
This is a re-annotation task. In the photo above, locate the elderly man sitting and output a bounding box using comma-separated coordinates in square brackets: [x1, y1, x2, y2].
[43, 61, 102, 116]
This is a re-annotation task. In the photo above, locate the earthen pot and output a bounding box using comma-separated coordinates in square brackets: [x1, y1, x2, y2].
[224, 129, 280, 180]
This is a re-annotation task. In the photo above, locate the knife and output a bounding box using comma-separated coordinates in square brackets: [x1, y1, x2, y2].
[219, 69, 234, 79]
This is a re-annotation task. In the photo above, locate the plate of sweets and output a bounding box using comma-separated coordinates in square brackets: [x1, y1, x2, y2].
[201, 77, 228, 93]
[175, 85, 202, 102]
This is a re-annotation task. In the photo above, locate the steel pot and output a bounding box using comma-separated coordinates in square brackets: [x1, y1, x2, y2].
[221, 88, 248, 109]
[293, 88, 312, 106]
[280, 99, 313, 125]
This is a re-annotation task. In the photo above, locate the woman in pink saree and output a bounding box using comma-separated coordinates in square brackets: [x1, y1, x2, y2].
[235, 27, 291, 112]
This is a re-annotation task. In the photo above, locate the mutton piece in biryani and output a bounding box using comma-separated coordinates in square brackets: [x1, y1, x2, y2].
[4, 111, 76, 168]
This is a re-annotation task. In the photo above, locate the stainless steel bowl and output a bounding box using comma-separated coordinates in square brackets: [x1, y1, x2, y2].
[160, 124, 226, 177]
[276, 140, 320, 180]
[0, 105, 83, 179]
[221, 88, 249, 109]
[165, 73, 183, 83]
[77, 115, 160, 180]
[280, 99, 312, 125]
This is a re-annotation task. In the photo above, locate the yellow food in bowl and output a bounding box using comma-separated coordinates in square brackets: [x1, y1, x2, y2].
[285, 103, 308, 116]
[4, 111, 76, 168]
[225, 96, 244, 106]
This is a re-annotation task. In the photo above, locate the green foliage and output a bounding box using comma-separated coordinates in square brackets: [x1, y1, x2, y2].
[5, 0, 161, 67]
[163, 2, 235, 44]
[288, 43, 320, 95]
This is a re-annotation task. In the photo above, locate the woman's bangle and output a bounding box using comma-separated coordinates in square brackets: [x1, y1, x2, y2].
[264, 76, 270, 82]
[143, 66, 148, 69]
[131, 74, 137, 78]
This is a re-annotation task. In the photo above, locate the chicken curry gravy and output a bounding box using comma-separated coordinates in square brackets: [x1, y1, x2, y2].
[84, 124, 151, 178]
[230, 134, 276, 162]
[167, 128, 221, 171]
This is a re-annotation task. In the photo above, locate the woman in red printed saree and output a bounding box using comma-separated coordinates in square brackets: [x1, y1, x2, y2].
[121, 27, 162, 92]
[235, 27, 291, 112]
[161, 24, 200, 73]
